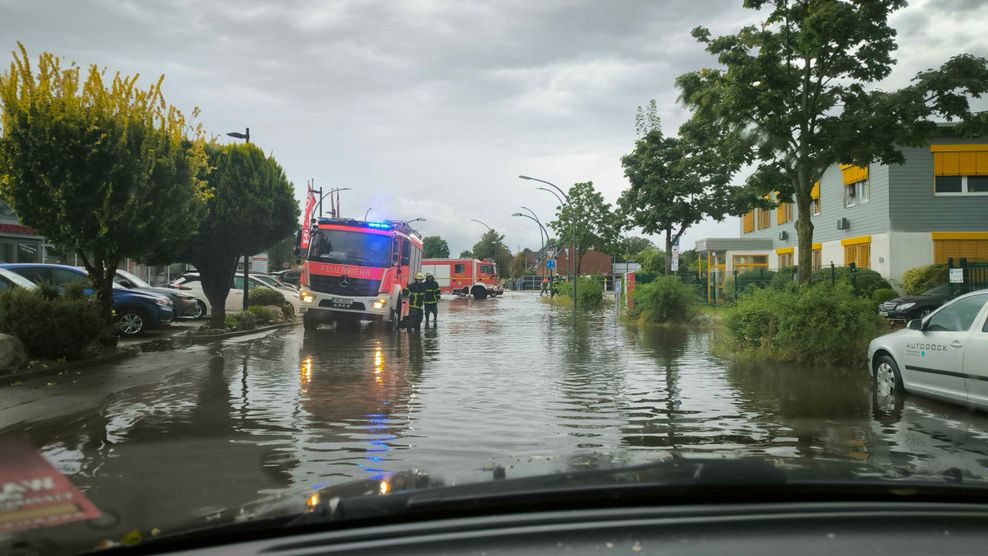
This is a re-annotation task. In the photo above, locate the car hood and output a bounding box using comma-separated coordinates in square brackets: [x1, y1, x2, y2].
[124, 457, 988, 551]
[889, 294, 946, 305]
[138, 286, 193, 299]
[117, 288, 169, 301]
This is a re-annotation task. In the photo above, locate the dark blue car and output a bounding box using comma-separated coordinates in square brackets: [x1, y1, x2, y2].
[0, 263, 174, 336]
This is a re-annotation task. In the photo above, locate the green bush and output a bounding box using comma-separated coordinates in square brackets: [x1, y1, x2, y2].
[726, 282, 884, 366]
[557, 276, 604, 308]
[630, 275, 698, 324]
[769, 267, 799, 290]
[901, 263, 948, 295]
[281, 302, 295, 320]
[247, 287, 286, 306]
[0, 287, 102, 360]
[871, 288, 898, 305]
[809, 266, 891, 296]
[247, 305, 278, 324]
[722, 269, 775, 302]
[224, 311, 258, 331]
[63, 279, 92, 301]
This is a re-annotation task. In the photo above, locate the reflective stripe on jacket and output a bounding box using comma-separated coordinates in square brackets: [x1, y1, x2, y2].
[403, 281, 427, 308]
[423, 279, 441, 304]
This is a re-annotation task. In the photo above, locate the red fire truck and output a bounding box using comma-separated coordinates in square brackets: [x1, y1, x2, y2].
[297, 218, 423, 330]
[421, 258, 504, 300]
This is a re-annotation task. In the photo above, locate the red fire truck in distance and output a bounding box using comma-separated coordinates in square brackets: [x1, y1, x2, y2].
[298, 218, 423, 330]
[421, 258, 504, 300]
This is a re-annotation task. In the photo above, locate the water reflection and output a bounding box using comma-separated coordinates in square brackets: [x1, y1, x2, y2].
[9, 293, 988, 549]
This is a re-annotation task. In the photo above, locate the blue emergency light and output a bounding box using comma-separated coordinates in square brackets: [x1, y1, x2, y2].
[366, 221, 391, 229]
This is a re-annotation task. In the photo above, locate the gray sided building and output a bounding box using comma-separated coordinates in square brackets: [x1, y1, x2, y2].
[733, 135, 988, 287]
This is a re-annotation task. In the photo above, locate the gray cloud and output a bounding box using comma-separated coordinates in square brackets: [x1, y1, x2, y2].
[1, 0, 984, 254]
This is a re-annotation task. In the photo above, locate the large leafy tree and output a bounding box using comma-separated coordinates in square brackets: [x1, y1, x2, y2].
[0, 45, 208, 335]
[619, 102, 756, 274]
[471, 229, 512, 277]
[677, 0, 988, 282]
[549, 181, 621, 275]
[422, 235, 450, 258]
[180, 143, 298, 328]
[617, 236, 654, 262]
[266, 232, 299, 271]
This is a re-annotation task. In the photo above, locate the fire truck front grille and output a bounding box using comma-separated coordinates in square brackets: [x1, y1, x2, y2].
[309, 275, 381, 296]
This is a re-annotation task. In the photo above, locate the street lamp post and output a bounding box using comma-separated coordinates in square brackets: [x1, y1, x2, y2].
[520, 175, 577, 310]
[511, 212, 548, 291]
[364, 208, 372, 221]
[316, 187, 352, 218]
[227, 128, 251, 311]
[470, 219, 493, 231]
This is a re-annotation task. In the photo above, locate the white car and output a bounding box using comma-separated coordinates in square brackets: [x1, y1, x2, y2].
[869, 290, 988, 410]
[170, 273, 301, 317]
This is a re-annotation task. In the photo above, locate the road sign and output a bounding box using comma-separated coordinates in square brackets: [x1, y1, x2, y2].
[950, 268, 964, 284]
[546, 259, 556, 270]
[671, 238, 680, 272]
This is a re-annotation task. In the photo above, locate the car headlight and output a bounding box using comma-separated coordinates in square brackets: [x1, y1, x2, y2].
[300, 291, 314, 303]
[897, 302, 916, 310]
[371, 297, 388, 309]
[155, 298, 171, 307]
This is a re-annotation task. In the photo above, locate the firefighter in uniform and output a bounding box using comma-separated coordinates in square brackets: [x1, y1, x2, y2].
[423, 272, 441, 326]
[402, 272, 427, 331]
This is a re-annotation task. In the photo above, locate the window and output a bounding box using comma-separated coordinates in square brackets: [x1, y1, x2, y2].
[778, 252, 793, 267]
[308, 229, 393, 268]
[811, 182, 821, 215]
[10, 267, 48, 283]
[756, 208, 771, 230]
[776, 200, 792, 224]
[926, 294, 988, 332]
[733, 254, 768, 274]
[844, 180, 869, 207]
[50, 268, 86, 286]
[843, 243, 870, 269]
[232, 276, 259, 289]
[812, 247, 822, 271]
[742, 211, 755, 234]
[933, 233, 988, 264]
[454, 263, 465, 274]
[931, 144, 988, 195]
[935, 175, 988, 195]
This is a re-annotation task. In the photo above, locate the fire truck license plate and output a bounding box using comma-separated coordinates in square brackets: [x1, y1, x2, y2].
[330, 297, 353, 308]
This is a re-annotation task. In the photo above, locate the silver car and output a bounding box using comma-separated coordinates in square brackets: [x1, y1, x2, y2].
[869, 290, 988, 409]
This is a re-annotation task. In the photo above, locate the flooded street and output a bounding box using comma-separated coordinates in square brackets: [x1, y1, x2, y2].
[5, 291, 988, 546]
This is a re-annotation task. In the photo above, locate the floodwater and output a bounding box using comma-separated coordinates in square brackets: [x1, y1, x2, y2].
[5, 291, 988, 551]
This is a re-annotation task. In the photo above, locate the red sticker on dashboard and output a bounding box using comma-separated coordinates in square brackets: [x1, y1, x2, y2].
[0, 442, 101, 533]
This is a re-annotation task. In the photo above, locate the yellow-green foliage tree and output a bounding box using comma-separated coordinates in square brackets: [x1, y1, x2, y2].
[0, 44, 209, 337]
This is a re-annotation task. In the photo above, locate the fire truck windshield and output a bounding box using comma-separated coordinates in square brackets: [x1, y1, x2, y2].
[308, 229, 393, 268]
[480, 263, 495, 275]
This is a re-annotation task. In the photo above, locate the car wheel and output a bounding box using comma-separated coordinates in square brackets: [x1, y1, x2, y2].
[116, 309, 147, 336]
[873, 353, 904, 422]
[192, 300, 207, 319]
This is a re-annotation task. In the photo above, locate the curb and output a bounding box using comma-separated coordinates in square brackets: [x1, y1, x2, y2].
[3, 347, 140, 386]
[2, 321, 299, 387]
[178, 320, 300, 343]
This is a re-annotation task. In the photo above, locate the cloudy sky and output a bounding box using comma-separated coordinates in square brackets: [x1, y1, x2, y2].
[2, 0, 986, 255]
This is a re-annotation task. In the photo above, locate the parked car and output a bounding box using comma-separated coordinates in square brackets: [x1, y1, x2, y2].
[877, 283, 957, 320]
[0, 263, 174, 336]
[115, 269, 201, 319]
[869, 290, 988, 410]
[0, 267, 38, 291]
[169, 272, 301, 317]
[272, 269, 301, 287]
[250, 272, 299, 293]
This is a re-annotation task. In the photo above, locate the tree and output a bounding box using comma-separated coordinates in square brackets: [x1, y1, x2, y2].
[617, 236, 655, 262]
[267, 232, 299, 271]
[471, 229, 513, 278]
[549, 181, 621, 276]
[0, 45, 209, 336]
[619, 102, 755, 274]
[637, 247, 666, 274]
[510, 248, 534, 279]
[459, 249, 473, 258]
[422, 235, 450, 258]
[179, 143, 298, 328]
[677, 0, 988, 282]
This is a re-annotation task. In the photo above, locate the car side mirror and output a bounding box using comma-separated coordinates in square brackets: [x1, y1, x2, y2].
[906, 319, 924, 331]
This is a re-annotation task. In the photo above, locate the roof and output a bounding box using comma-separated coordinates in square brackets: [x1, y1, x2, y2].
[694, 238, 774, 252]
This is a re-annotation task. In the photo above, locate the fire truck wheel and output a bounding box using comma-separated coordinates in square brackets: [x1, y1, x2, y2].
[471, 286, 487, 300]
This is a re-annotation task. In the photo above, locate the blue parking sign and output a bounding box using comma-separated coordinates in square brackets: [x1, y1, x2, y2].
[546, 259, 556, 269]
